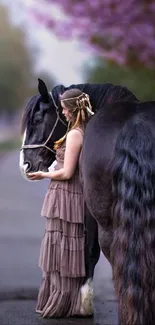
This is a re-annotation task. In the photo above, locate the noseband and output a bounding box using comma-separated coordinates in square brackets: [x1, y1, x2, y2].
[20, 91, 67, 155]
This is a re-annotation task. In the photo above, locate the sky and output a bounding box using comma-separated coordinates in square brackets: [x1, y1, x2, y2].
[0, 0, 92, 85]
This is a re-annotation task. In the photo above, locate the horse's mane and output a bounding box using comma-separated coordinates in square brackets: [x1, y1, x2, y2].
[103, 85, 139, 105]
[20, 94, 41, 134]
[66, 83, 139, 111]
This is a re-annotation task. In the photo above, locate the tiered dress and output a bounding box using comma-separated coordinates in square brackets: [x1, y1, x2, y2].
[36, 137, 86, 318]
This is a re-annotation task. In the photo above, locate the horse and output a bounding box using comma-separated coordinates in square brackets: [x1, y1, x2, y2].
[20, 79, 143, 322]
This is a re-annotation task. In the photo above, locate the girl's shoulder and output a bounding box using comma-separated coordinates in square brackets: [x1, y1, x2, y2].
[68, 127, 84, 137]
[66, 128, 83, 147]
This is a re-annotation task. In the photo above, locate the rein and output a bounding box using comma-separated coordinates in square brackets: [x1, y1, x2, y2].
[20, 91, 67, 154]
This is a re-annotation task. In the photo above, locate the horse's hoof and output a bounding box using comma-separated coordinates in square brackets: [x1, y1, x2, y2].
[80, 279, 94, 316]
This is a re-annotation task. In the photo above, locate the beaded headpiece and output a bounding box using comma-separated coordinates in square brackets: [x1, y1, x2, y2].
[60, 92, 94, 116]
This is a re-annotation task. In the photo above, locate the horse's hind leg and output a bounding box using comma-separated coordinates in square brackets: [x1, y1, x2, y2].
[85, 203, 100, 278]
[80, 204, 100, 316]
[98, 222, 112, 263]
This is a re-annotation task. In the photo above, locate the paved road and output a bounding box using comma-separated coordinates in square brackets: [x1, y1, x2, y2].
[0, 151, 118, 325]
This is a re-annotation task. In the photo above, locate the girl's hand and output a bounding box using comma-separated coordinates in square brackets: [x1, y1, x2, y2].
[27, 171, 46, 180]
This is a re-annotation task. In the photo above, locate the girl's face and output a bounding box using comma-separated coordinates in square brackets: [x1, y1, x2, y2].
[61, 101, 73, 122]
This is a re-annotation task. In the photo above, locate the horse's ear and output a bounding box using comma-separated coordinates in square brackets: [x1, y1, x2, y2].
[38, 78, 49, 103]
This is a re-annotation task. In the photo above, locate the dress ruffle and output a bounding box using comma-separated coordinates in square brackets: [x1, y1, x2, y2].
[36, 272, 84, 317]
[41, 182, 84, 224]
[39, 224, 85, 277]
[40, 182, 86, 277]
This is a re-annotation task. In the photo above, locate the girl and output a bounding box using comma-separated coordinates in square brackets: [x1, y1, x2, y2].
[28, 88, 94, 318]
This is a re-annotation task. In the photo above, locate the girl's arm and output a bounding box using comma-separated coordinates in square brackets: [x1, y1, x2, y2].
[27, 129, 83, 181]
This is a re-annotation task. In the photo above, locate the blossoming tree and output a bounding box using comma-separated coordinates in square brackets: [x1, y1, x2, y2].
[29, 0, 155, 68]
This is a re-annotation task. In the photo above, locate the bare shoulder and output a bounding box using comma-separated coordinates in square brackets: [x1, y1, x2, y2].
[67, 128, 83, 140]
[66, 128, 83, 146]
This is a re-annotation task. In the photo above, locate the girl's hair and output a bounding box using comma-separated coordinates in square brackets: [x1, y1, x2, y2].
[54, 88, 94, 150]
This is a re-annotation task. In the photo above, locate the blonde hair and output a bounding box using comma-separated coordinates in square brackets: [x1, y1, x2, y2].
[54, 89, 94, 150]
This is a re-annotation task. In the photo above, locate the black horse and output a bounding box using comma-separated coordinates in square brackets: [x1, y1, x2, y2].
[21, 79, 155, 325]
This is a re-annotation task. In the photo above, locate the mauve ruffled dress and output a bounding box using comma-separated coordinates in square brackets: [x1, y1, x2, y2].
[36, 136, 86, 318]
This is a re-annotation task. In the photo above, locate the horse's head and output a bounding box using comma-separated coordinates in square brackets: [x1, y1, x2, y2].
[20, 78, 67, 179]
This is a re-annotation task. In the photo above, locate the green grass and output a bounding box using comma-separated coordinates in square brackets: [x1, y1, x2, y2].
[0, 138, 21, 152]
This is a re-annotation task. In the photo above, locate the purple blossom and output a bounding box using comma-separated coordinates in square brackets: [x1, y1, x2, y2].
[29, 0, 155, 67]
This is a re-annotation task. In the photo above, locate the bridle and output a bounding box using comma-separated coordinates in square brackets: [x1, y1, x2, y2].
[20, 91, 67, 155]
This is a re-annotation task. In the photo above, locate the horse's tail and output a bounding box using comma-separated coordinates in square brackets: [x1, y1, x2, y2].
[111, 114, 155, 325]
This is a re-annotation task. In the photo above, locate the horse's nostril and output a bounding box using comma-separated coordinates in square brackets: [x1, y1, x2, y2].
[25, 161, 32, 172]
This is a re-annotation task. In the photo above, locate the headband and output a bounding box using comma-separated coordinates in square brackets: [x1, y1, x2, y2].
[60, 92, 94, 115]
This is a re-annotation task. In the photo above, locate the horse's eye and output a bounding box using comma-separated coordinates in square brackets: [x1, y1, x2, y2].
[33, 114, 43, 125]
